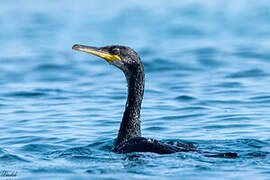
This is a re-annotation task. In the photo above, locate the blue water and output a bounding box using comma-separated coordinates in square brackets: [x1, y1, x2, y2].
[1, 0, 270, 179]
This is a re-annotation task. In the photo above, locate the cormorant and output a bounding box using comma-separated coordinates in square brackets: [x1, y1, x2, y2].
[72, 44, 237, 157]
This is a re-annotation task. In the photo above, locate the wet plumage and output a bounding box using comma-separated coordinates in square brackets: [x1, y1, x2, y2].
[72, 44, 237, 157]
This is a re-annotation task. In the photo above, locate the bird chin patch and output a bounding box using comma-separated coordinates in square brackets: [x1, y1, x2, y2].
[110, 60, 124, 70]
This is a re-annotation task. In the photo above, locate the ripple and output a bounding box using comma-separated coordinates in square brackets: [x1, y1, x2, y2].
[58, 146, 93, 158]
[34, 64, 66, 71]
[236, 139, 269, 149]
[234, 50, 270, 61]
[20, 144, 65, 153]
[0, 153, 30, 163]
[214, 82, 243, 88]
[193, 47, 223, 67]
[176, 106, 209, 112]
[204, 99, 244, 105]
[4, 91, 47, 97]
[175, 95, 196, 101]
[45, 140, 114, 161]
[144, 58, 200, 72]
[145, 126, 168, 131]
[203, 124, 255, 129]
[30, 167, 74, 174]
[227, 69, 268, 78]
[35, 88, 64, 93]
[4, 136, 44, 145]
[160, 113, 206, 120]
[249, 95, 270, 100]
[248, 95, 270, 103]
[246, 151, 269, 158]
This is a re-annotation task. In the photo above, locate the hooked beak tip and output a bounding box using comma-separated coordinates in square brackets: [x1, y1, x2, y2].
[72, 44, 80, 50]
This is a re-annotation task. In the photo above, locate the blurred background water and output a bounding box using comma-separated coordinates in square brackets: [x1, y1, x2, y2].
[1, 0, 270, 179]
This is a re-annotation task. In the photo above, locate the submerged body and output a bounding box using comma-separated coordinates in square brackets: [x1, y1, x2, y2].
[72, 44, 237, 157]
[114, 137, 197, 154]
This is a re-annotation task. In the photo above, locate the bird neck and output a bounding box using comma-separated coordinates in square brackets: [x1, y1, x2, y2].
[115, 66, 145, 147]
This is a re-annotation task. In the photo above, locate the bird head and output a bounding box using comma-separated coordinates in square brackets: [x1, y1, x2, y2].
[72, 44, 142, 76]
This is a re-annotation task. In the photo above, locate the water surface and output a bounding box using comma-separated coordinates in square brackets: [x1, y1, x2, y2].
[1, 0, 270, 179]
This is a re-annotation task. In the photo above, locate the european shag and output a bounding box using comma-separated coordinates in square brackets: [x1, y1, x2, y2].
[72, 44, 237, 157]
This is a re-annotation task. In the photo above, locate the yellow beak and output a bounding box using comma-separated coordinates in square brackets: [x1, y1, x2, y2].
[72, 44, 121, 62]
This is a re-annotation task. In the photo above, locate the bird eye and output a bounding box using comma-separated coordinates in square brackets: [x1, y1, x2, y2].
[111, 49, 120, 55]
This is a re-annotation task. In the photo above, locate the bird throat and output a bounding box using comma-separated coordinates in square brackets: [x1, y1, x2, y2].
[115, 66, 145, 147]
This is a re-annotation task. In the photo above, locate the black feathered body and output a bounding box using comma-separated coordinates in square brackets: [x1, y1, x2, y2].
[73, 44, 238, 157]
